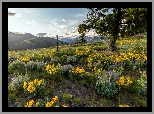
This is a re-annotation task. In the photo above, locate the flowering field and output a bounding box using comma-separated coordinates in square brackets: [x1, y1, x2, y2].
[8, 37, 147, 107]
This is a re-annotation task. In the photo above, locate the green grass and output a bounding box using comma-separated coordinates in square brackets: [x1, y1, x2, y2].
[8, 37, 147, 107]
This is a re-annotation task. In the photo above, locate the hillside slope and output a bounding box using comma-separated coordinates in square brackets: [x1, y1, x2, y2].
[8, 33, 68, 51]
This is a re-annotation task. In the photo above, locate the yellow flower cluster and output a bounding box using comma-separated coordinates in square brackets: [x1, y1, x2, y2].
[117, 38, 137, 44]
[75, 47, 90, 56]
[92, 67, 102, 72]
[46, 96, 58, 107]
[87, 53, 102, 63]
[23, 79, 43, 93]
[72, 67, 85, 74]
[21, 56, 30, 62]
[46, 64, 57, 75]
[87, 51, 147, 66]
[119, 104, 130, 107]
[51, 49, 56, 53]
[25, 99, 35, 107]
[116, 76, 133, 86]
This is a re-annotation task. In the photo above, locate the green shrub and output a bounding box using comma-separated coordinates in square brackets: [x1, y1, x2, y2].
[92, 46, 107, 51]
[63, 93, 72, 103]
[8, 60, 25, 72]
[73, 97, 80, 104]
[128, 71, 147, 96]
[58, 64, 74, 77]
[80, 72, 96, 88]
[133, 43, 144, 53]
[95, 71, 119, 98]
[50, 58, 58, 65]
[60, 54, 68, 64]
[134, 96, 147, 107]
[67, 56, 78, 65]
[23, 79, 46, 99]
[26, 61, 46, 72]
[8, 84, 19, 101]
[9, 74, 30, 91]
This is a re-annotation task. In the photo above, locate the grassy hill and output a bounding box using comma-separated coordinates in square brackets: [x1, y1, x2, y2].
[8, 36, 147, 107]
[8, 33, 68, 51]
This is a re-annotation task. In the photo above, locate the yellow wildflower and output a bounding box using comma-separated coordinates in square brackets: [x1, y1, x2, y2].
[35, 101, 39, 107]
[23, 81, 27, 89]
[37, 80, 42, 86]
[46, 64, 51, 71]
[33, 79, 37, 85]
[119, 104, 130, 107]
[55, 106, 59, 107]
[63, 104, 68, 107]
[46, 102, 51, 107]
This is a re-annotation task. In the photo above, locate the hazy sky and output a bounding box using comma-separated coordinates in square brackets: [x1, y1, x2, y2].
[8, 8, 98, 38]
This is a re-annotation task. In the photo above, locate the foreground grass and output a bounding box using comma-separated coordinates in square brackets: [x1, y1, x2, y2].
[8, 37, 147, 107]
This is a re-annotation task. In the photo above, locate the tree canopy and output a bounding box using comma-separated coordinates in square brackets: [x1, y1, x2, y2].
[78, 8, 147, 51]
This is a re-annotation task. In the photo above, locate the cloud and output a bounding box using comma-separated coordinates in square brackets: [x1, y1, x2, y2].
[42, 19, 48, 22]
[71, 30, 76, 33]
[74, 14, 86, 18]
[62, 19, 66, 22]
[8, 9, 22, 17]
[68, 20, 78, 26]
[14, 13, 22, 17]
[24, 20, 37, 26]
[57, 25, 67, 29]
[50, 21, 57, 25]
[56, 30, 60, 33]
[52, 19, 66, 22]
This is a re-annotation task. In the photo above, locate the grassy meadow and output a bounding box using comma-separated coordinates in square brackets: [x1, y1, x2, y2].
[8, 37, 147, 107]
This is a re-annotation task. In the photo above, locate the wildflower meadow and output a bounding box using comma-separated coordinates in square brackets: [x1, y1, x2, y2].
[8, 37, 147, 107]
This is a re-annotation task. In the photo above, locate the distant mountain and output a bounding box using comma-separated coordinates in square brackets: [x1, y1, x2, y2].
[59, 36, 110, 44]
[59, 37, 77, 44]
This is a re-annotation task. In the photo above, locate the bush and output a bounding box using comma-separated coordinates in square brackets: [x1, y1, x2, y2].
[58, 64, 74, 77]
[9, 74, 30, 91]
[67, 56, 78, 65]
[63, 93, 72, 103]
[133, 43, 144, 53]
[8, 84, 19, 101]
[129, 72, 147, 96]
[23, 79, 46, 99]
[95, 71, 119, 98]
[8, 60, 25, 72]
[60, 54, 68, 64]
[80, 72, 96, 88]
[50, 58, 58, 65]
[92, 46, 107, 51]
[23, 61, 47, 72]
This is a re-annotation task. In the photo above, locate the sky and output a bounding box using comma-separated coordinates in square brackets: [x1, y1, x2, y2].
[8, 8, 98, 38]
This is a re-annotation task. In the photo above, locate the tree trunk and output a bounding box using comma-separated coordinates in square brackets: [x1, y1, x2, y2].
[109, 39, 116, 51]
